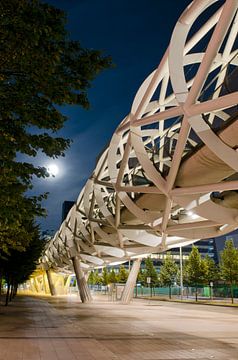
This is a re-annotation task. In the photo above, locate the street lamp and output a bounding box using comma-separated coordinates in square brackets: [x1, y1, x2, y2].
[180, 246, 183, 300]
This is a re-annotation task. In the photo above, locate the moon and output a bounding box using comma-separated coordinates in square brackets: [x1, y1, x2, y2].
[47, 164, 59, 177]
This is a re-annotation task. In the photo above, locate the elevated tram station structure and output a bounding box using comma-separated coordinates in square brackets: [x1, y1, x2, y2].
[38, 0, 238, 304]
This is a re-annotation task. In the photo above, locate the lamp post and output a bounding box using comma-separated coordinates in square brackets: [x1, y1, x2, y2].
[180, 246, 183, 300]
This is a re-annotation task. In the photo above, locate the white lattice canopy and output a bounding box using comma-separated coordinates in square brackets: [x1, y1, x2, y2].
[41, 0, 238, 271]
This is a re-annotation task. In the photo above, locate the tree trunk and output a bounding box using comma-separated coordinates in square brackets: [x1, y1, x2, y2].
[13, 283, 18, 298]
[195, 286, 198, 302]
[5, 281, 10, 306]
[9, 283, 14, 302]
[169, 286, 172, 299]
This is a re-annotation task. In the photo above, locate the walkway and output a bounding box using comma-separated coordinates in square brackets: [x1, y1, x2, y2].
[0, 294, 238, 359]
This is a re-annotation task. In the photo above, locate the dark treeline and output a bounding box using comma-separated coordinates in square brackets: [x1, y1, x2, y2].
[0, 222, 44, 305]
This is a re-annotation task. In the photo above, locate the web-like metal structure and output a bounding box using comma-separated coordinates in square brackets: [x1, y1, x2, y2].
[41, 0, 238, 272]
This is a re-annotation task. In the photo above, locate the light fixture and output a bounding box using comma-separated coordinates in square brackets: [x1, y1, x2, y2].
[187, 211, 199, 220]
[219, 224, 229, 231]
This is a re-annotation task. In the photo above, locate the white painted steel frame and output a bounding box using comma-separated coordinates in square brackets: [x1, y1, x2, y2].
[41, 0, 238, 272]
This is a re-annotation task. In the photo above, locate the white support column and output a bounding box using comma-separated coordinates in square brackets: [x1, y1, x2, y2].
[71, 256, 92, 303]
[46, 270, 56, 296]
[34, 277, 41, 293]
[121, 259, 142, 304]
[84, 271, 90, 282]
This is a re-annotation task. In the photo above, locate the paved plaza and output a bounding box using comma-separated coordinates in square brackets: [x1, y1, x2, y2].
[0, 295, 238, 359]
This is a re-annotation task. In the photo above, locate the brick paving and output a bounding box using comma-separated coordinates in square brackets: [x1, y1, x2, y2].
[0, 294, 238, 359]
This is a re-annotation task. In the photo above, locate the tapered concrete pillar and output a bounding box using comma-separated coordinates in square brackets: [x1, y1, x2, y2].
[121, 259, 141, 304]
[71, 256, 92, 303]
[32, 278, 39, 293]
[42, 273, 48, 294]
[33, 277, 40, 293]
[85, 271, 90, 282]
[46, 270, 56, 296]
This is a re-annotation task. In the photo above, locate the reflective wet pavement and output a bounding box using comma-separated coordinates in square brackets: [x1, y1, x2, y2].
[0, 294, 238, 359]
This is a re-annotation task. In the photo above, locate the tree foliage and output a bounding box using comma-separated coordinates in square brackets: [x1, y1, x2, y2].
[0, 190, 46, 256]
[143, 257, 158, 287]
[117, 265, 128, 283]
[102, 267, 109, 286]
[108, 268, 118, 284]
[203, 255, 220, 284]
[137, 269, 145, 284]
[0, 0, 112, 186]
[88, 271, 95, 285]
[160, 253, 178, 298]
[0, 0, 111, 255]
[90, 269, 102, 286]
[186, 246, 206, 285]
[0, 0, 112, 301]
[0, 221, 44, 305]
[185, 246, 207, 301]
[220, 239, 238, 303]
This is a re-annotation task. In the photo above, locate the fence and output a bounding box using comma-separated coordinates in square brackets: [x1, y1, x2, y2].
[71, 283, 238, 302]
[134, 284, 238, 300]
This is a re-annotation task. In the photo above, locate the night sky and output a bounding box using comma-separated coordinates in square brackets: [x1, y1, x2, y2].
[34, 0, 191, 233]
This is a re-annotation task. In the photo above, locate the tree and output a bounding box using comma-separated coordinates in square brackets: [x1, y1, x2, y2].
[0, 0, 112, 254]
[143, 257, 158, 296]
[203, 255, 220, 299]
[102, 267, 109, 286]
[137, 269, 145, 285]
[88, 271, 95, 285]
[0, 190, 46, 256]
[220, 239, 238, 304]
[186, 246, 207, 301]
[108, 268, 118, 284]
[1, 221, 44, 305]
[93, 270, 102, 286]
[117, 265, 129, 283]
[160, 253, 178, 299]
